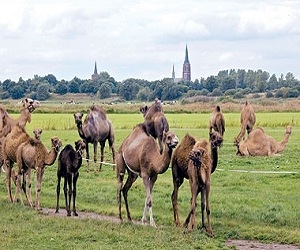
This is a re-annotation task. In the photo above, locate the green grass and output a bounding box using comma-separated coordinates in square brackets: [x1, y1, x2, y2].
[0, 112, 299, 249]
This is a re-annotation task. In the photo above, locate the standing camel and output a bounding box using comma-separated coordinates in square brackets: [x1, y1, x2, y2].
[209, 105, 225, 137]
[74, 105, 115, 172]
[117, 123, 178, 227]
[140, 99, 169, 154]
[234, 101, 256, 145]
[56, 139, 86, 216]
[171, 131, 222, 233]
[236, 126, 292, 156]
[14, 136, 62, 210]
[0, 98, 40, 138]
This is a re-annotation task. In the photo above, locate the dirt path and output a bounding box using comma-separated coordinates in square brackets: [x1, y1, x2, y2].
[40, 208, 299, 249]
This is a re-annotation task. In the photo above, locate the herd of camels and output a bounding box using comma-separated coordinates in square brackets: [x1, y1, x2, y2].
[0, 98, 292, 237]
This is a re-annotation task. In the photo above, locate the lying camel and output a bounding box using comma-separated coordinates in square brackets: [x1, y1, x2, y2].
[234, 101, 256, 146]
[117, 123, 178, 227]
[237, 126, 292, 156]
[209, 105, 225, 137]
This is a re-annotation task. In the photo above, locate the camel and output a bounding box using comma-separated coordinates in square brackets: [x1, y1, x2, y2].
[140, 99, 169, 154]
[171, 131, 222, 235]
[117, 123, 178, 227]
[14, 136, 62, 210]
[0, 98, 40, 138]
[209, 105, 225, 137]
[56, 139, 86, 216]
[74, 104, 115, 172]
[33, 128, 43, 141]
[234, 101, 256, 145]
[236, 126, 292, 156]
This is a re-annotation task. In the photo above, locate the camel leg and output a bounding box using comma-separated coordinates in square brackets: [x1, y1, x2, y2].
[171, 170, 184, 227]
[108, 138, 115, 171]
[72, 171, 79, 216]
[85, 142, 90, 172]
[184, 177, 198, 231]
[35, 167, 45, 211]
[93, 142, 98, 173]
[117, 153, 125, 220]
[25, 169, 34, 207]
[202, 183, 213, 237]
[13, 172, 24, 205]
[99, 141, 105, 172]
[141, 174, 157, 227]
[5, 161, 13, 203]
[55, 174, 61, 213]
[64, 174, 72, 216]
[122, 171, 138, 222]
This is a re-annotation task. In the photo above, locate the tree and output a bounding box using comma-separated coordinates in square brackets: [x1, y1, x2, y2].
[203, 76, 218, 92]
[36, 83, 50, 100]
[55, 82, 68, 95]
[10, 85, 25, 99]
[137, 87, 151, 101]
[99, 83, 111, 99]
[268, 74, 278, 90]
[119, 79, 140, 100]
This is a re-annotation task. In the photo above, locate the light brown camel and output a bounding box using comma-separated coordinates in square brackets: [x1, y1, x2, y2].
[171, 131, 222, 235]
[14, 136, 62, 210]
[117, 123, 178, 227]
[209, 105, 225, 137]
[2, 124, 32, 202]
[0, 98, 40, 138]
[56, 139, 86, 216]
[33, 128, 43, 141]
[236, 126, 292, 156]
[74, 104, 115, 172]
[140, 99, 169, 154]
[234, 101, 256, 145]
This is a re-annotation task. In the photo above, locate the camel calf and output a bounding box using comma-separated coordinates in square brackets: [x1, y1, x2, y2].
[209, 105, 225, 137]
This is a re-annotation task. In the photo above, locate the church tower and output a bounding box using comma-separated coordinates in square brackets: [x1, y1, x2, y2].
[182, 44, 191, 82]
[91, 61, 99, 81]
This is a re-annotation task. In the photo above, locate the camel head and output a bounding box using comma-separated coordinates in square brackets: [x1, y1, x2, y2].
[209, 131, 223, 148]
[188, 147, 205, 168]
[285, 125, 292, 134]
[74, 139, 86, 157]
[140, 105, 148, 117]
[22, 98, 40, 113]
[163, 130, 179, 149]
[51, 137, 62, 153]
[33, 128, 43, 140]
[74, 113, 84, 127]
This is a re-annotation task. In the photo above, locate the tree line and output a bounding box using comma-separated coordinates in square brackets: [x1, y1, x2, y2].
[1, 69, 299, 101]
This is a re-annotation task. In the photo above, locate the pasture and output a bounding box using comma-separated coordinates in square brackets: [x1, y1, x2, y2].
[0, 111, 299, 249]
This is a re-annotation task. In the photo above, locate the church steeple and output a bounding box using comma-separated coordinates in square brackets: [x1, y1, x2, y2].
[172, 64, 175, 79]
[91, 61, 99, 81]
[182, 44, 191, 82]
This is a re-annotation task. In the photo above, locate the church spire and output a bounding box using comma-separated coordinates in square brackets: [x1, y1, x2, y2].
[182, 44, 191, 82]
[172, 64, 175, 79]
[94, 61, 98, 75]
[184, 44, 189, 63]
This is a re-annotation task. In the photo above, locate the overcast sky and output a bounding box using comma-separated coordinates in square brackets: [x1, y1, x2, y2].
[0, 0, 299, 82]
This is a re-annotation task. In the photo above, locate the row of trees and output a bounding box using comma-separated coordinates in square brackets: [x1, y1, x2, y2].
[1, 69, 299, 101]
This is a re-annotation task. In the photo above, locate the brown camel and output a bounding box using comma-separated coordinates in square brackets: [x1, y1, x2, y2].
[236, 126, 292, 156]
[140, 99, 169, 154]
[234, 101, 256, 145]
[74, 104, 115, 172]
[117, 123, 178, 227]
[171, 131, 222, 235]
[33, 128, 43, 141]
[14, 136, 62, 210]
[209, 105, 225, 137]
[0, 98, 40, 138]
[56, 139, 86, 216]
[2, 124, 32, 202]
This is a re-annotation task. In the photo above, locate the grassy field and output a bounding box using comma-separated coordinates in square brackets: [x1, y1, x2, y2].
[0, 111, 299, 249]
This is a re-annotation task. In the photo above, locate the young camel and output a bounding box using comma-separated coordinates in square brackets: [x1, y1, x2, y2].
[171, 131, 223, 235]
[140, 99, 169, 154]
[14, 136, 62, 210]
[0, 98, 40, 138]
[209, 105, 225, 137]
[234, 101, 256, 145]
[117, 123, 178, 227]
[74, 105, 115, 172]
[56, 139, 86, 216]
[236, 126, 292, 156]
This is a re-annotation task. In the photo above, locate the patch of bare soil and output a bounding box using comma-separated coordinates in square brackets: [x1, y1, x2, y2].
[40, 209, 299, 249]
[226, 239, 299, 250]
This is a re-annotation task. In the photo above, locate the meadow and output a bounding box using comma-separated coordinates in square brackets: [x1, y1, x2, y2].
[0, 109, 299, 249]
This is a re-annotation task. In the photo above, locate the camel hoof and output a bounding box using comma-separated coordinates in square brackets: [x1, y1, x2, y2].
[67, 212, 71, 217]
[55, 209, 59, 214]
[73, 212, 78, 216]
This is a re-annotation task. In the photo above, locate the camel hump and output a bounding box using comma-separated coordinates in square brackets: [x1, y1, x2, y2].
[28, 137, 40, 146]
[215, 106, 221, 112]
